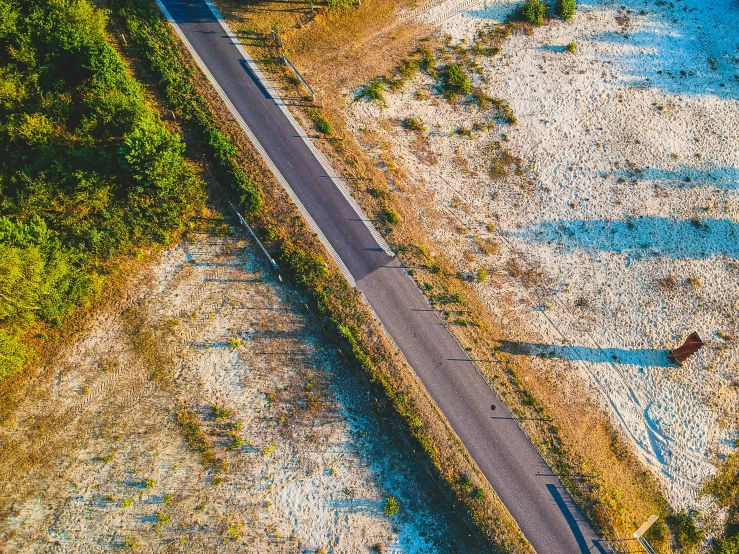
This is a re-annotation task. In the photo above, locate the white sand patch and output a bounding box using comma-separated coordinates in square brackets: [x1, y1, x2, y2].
[348, 0, 739, 507]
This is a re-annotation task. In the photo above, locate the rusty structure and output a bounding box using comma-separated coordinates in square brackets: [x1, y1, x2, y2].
[668, 332, 704, 366]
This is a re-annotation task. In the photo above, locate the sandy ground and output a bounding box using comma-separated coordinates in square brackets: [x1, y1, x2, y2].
[0, 225, 484, 552]
[346, 0, 739, 508]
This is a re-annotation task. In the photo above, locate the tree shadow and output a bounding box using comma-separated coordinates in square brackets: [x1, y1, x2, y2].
[496, 340, 673, 368]
[510, 216, 739, 259]
[585, 0, 739, 100]
[615, 164, 739, 190]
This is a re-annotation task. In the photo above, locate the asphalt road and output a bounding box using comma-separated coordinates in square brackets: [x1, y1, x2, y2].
[156, 1, 611, 551]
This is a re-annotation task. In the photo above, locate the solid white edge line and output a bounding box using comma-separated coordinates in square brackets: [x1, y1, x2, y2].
[153, 0, 356, 288]
[201, 0, 396, 259]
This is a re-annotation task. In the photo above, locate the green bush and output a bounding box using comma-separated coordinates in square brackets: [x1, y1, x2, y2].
[667, 512, 705, 554]
[566, 41, 577, 52]
[384, 496, 399, 517]
[555, 0, 577, 21]
[381, 209, 400, 225]
[442, 64, 472, 101]
[402, 117, 424, 131]
[714, 533, 739, 554]
[521, 0, 549, 25]
[310, 113, 332, 135]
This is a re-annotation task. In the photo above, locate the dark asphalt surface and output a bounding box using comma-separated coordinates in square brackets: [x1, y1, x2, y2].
[158, 1, 611, 551]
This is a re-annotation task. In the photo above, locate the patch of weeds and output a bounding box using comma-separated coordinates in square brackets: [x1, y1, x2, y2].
[308, 109, 332, 135]
[144, 478, 155, 490]
[566, 41, 577, 52]
[381, 208, 400, 225]
[368, 187, 390, 199]
[402, 117, 425, 132]
[213, 405, 231, 422]
[263, 441, 277, 456]
[124, 535, 137, 549]
[687, 277, 702, 287]
[228, 337, 241, 349]
[225, 523, 243, 542]
[476, 237, 500, 255]
[666, 511, 704, 554]
[163, 493, 173, 505]
[155, 512, 170, 524]
[659, 274, 677, 289]
[211, 475, 225, 486]
[384, 496, 399, 517]
[121, 498, 134, 508]
[356, 78, 387, 107]
[477, 269, 490, 283]
[226, 432, 244, 451]
[456, 127, 474, 139]
[489, 150, 522, 179]
[177, 406, 227, 472]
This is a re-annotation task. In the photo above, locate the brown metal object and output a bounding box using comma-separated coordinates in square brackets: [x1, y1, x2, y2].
[668, 332, 704, 366]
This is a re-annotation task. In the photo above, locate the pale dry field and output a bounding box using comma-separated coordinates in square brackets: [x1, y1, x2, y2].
[346, 0, 739, 509]
[0, 218, 485, 553]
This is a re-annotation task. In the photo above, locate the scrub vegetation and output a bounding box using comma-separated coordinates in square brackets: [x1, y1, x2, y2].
[0, 0, 204, 379]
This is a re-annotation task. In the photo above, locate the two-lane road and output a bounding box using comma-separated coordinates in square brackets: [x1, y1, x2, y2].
[155, 0, 609, 551]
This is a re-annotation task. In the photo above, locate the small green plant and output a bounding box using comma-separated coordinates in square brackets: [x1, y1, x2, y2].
[163, 492, 173, 505]
[121, 498, 134, 508]
[228, 337, 241, 349]
[211, 475, 224, 486]
[460, 475, 473, 487]
[155, 512, 170, 524]
[384, 496, 399, 517]
[356, 78, 387, 107]
[144, 478, 155, 489]
[555, 0, 577, 21]
[402, 117, 425, 132]
[566, 41, 577, 52]
[124, 535, 137, 549]
[381, 209, 400, 225]
[521, 0, 549, 25]
[475, 487, 486, 499]
[213, 405, 230, 422]
[477, 269, 489, 283]
[226, 432, 244, 451]
[225, 523, 243, 541]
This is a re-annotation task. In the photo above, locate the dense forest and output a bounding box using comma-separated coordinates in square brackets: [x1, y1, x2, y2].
[0, 0, 204, 379]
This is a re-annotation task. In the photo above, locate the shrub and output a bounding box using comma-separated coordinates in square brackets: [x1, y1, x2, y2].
[121, 498, 133, 508]
[667, 512, 704, 554]
[714, 533, 739, 554]
[475, 488, 486, 499]
[402, 117, 424, 132]
[310, 112, 332, 135]
[155, 512, 170, 524]
[442, 64, 472, 100]
[521, 0, 549, 25]
[144, 478, 155, 489]
[556, 0, 577, 21]
[213, 405, 230, 422]
[566, 41, 577, 52]
[381, 209, 400, 225]
[477, 269, 489, 283]
[384, 496, 399, 517]
[163, 493, 173, 505]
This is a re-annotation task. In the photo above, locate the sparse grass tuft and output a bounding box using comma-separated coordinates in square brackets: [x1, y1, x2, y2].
[402, 117, 425, 132]
[356, 78, 387, 107]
